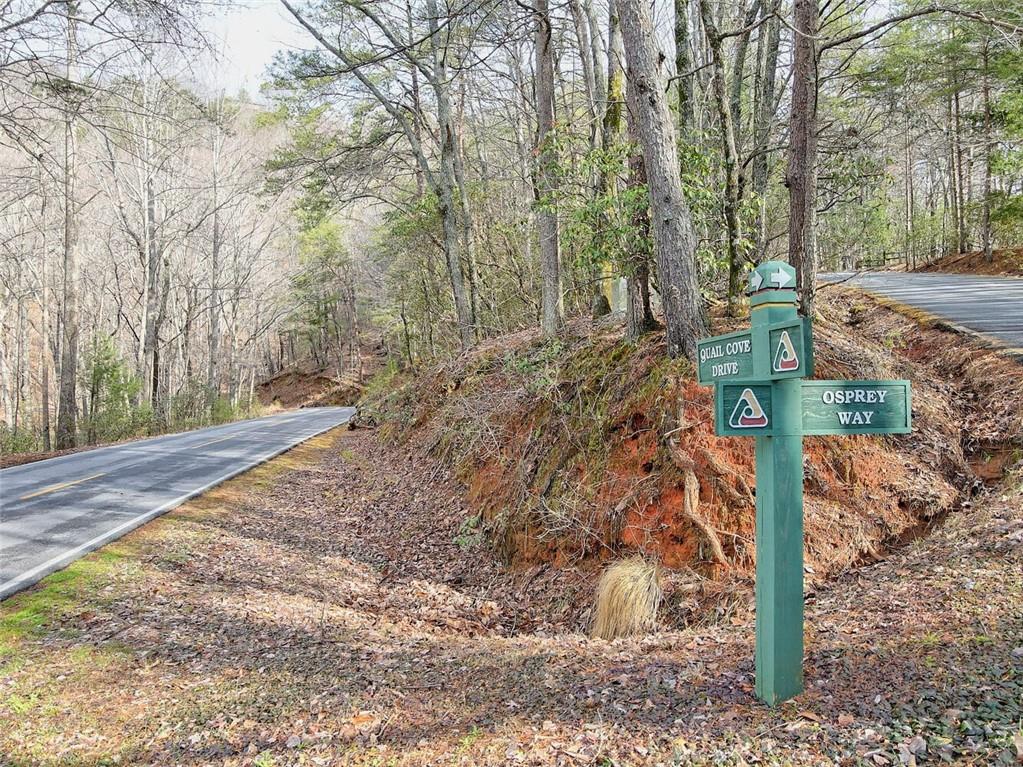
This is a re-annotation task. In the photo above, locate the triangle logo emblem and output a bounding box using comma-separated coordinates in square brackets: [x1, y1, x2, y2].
[728, 388, 769, 429]
[773, 330, 800, 372]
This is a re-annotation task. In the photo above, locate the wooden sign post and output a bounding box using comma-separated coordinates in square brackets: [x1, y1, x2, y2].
[697, 261, 911, 706]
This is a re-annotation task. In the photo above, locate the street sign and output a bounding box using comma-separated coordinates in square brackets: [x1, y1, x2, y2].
[699, 260, 913, 707]
[801, 380, 911, 435]
[697, 318, 813, 385]
[697, 329, 754, 383]
[716, 379, 911, 437]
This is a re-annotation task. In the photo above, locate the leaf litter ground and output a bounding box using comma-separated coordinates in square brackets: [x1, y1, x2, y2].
[1, 426, 1020, 766]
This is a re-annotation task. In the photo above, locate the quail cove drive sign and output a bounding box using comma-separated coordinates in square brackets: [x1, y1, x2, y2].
[698, 330, 753, 380]
[698, 261, 912, 705]
[698, 318, 812, 385]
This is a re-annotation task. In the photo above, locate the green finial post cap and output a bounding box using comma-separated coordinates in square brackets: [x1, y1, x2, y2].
[749, 261, 797, 294]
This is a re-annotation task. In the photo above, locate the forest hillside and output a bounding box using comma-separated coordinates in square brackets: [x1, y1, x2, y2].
[358, 288, 1023, 625]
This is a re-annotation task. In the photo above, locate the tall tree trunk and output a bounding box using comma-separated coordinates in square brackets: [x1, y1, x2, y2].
[981, 41, 993, 263]
[583, 0, 607, 123]
[946, 92, 960, 256]
[152, 251, 171, 424]
[425, 0, 474, 349]
[207, 110, 222, 415]
[405, 0, 426, 199]
[953, 88, 968, 254]
[534, 0, 564, 337]
[602, 0, 625, 151]
[674, 0, 693, 134]
[56, 4, 79, 450]
[786, 0, 819, 316]
[700, 0, 745, 314]
[591, 0, 626, 318]
[752, 1, 781, 258]
[141, 167, 160, 403]
[40, 178, 52, 451]
[625, 90, 656, 341]
[567, 0, 598, 148]
[904, 124, 914, 269]
[619, 0, 707, 358]
[453, 89, 481, 334]
[728, 0, 761, 139]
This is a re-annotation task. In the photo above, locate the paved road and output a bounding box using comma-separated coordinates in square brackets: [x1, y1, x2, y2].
[823, 272, 1023, 349]
[0, 407, 354, 600]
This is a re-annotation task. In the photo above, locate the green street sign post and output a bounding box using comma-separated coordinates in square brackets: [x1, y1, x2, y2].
[699, 261, 912, 706]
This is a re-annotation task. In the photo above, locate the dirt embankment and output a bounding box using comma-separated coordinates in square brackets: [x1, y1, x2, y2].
[359, 289, 1022, 619]
[916, 247, 1023, 276]
[257, 343, 388, 409]
[257, 367, 364, 409]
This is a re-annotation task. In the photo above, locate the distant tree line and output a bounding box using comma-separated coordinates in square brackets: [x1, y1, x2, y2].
[0, 1, 362, 452]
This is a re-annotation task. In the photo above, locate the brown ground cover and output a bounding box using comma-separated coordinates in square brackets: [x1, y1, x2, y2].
[915, 248, 1023, 276]
[0, 425, 1020, 766]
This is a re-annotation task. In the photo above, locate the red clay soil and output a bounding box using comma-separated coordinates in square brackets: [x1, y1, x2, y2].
[362, 290, 1023, 611]
[916, 247, 1023, 275]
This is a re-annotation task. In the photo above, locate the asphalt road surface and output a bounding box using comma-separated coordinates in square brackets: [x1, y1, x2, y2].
[0, 407, 354, 600]
[822, 272, 1023, 349]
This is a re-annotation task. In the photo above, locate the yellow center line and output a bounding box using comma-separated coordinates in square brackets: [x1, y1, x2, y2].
[19, 473, 106, 501]
[194, 435, 235, 449]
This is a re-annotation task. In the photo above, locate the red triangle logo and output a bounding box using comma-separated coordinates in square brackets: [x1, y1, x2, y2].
[773, 330, 799, 372]
[729, 388, 769, 429]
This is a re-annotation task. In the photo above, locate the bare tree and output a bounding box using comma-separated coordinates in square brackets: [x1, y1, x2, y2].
[55, 3, 79, 449]
[787, 0, 818, 315]
[618, 0, 707, 358]
[534, 0, 563, 337]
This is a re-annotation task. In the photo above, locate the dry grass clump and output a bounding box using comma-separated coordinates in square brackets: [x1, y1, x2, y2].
[591, 556, 663, 639]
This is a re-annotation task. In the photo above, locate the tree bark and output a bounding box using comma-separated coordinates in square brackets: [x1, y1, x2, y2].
[207, 108, 222, 415]
[674, 0, 693, 135]
[625, 92, 656, 341]
[534, 0, 564, 337]
[619, 0, 707, 358]
[567, 0, 598, 149]
[953, 88, 968, 254]
[728, 0, 761, 137]
[423, 0, 475, 349]
[786, 0, 819, 316]
[981, 41, 993, 263]
[452, 89, 481, 334]
[752, 1, 781, 258]
[56, 4, 79, 450]
[582, 0, 607, 125]
[40, 174, 52, 451]
[699, 0, 745, 314]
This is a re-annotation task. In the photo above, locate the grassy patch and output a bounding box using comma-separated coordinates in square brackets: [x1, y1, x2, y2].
[0, 547, 134, 647]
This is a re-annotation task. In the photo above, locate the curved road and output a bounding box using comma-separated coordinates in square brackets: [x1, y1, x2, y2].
[824, 272, 1023, 349]
[0, 407, 354, 600]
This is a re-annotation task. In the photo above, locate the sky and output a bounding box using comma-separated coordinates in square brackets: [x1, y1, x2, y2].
[202, 1, 310, 98]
